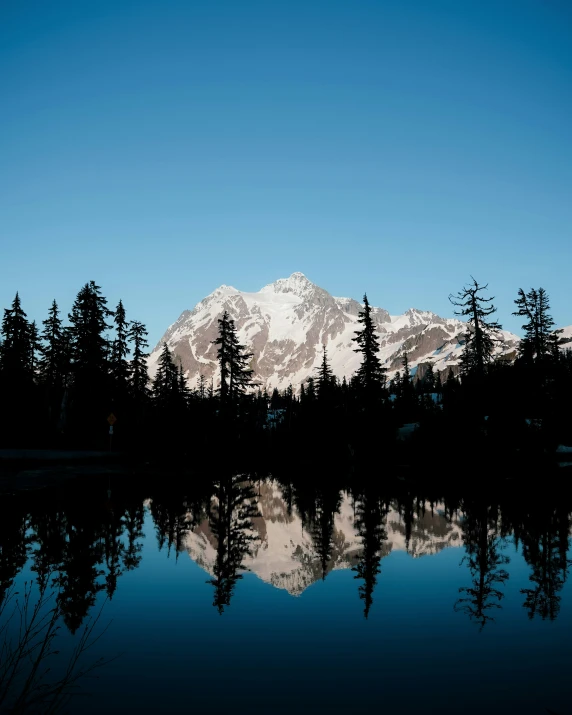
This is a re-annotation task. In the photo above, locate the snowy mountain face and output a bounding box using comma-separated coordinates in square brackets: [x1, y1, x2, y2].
[183, 480, 463, 596]
[149, 272, 520, 391]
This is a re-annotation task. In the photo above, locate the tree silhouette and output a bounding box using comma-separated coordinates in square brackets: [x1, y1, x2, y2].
[520, 508, 571, 621]
[454, 504, 509, 630]
[207, 475, 259, 613]
[513, 287, 555, 367]
[352, 293, 386, 398]
[352, 492, 388, 618]
[449, 278, 502, 379]
[128, 319, 150, 403]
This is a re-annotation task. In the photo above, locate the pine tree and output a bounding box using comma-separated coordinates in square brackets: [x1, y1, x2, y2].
[305, 376, 316, 402]
[390, 370, 402, 398]
[152, 343, 178, 408]
[447, 368, 456, 383]
[110, 299, 130, 397]
[228, 323, 254, 403]
[513, 287, 555, 366]
[352, 294, 386, 397]
[449, 278, 502, 379]
[197, 374, 207, 400]
[68, 281, 113, 380]
[316, 345, 335, 401]
[401, 352, 417, 413]
[0, 293, 36, 445]
[270, 388, 281, 410]
[213, 311, 254, 406]
[0, 293, 33, 379]
[28, 321, 41, 377]
[128, 320, 150, 402]
[213, 311, 232, 404]
[38, 300, 66, 390]
[423, 362, 435, 393]
[65, 281, 113, 443]
[176, 363, 191, 406]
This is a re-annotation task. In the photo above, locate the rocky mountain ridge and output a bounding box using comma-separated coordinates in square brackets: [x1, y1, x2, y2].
[183, 480, 463, 596]
[148, 272, 521, 391]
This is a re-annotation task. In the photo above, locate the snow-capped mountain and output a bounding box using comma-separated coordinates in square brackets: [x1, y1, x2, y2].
[184, 480, 463, 596]
[149, 272, 520, 391]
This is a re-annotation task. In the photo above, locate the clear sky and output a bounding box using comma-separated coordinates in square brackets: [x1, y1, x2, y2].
[1, 0, 571, 345]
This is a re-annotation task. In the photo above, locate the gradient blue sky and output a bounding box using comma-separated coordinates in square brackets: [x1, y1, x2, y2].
[1, 0, 571, 345]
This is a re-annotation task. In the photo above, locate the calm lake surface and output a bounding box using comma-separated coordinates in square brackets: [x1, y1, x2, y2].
[1, 472, 571, 714]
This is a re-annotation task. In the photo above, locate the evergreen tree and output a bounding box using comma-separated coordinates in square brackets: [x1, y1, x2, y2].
[128, 320, 150, 403]
[213, 311, 254, 406]
[315, 345, 335, 401]
[68, 281, 113, 381]
[454, 504, 509, 630]
[446, 367, 456, 387]
[513, 287, 556, 366]
[352, 294, 386, 397]
[177, 364, 191, 406]
[28, 321, 41, 376]
[197, 374, 207, 400]
[423, 362, 436, 393]
[110, 299, 130, 397]
[270, 387, 281, 410]
[207, 476, 259, 613]
[398, 352, 418, 420]
[0, 293, 33, 379]
[152, 343, 178, 407]
[213, 312, 232, 404]
[38, 300, 66, 390]
[449, 278, 502, 379]
[390, 370, 402, 397]
[0, 293, 37, 445]
[227, 321, 254, 402]
[352, 493, 388, 618]
[66, 281, 113, 444]
[305, 376, 316, 402]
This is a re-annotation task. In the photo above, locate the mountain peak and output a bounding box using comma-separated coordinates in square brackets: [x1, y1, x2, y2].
[260, 272, 317, 297]
[149, 274, 521, 391]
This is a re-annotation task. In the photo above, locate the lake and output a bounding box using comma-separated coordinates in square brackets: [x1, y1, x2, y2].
[1, 470, 571, 714]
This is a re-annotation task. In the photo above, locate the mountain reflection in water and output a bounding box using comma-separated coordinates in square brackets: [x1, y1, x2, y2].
[1, 471, 571, 714]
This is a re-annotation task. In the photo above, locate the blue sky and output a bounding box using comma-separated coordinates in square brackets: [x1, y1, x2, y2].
[1, 0, 571, 345]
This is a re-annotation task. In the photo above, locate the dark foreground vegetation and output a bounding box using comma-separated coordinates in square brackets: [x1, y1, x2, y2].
[0, 278, 570, 468]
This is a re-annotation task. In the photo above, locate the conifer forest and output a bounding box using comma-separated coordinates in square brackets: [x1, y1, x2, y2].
[0, 278, 570, 468]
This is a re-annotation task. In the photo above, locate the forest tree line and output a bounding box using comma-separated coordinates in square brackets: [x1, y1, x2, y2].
[0, 278, 571, 458]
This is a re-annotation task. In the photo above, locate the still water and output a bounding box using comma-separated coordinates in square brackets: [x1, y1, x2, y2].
[1, 473, 571, 714]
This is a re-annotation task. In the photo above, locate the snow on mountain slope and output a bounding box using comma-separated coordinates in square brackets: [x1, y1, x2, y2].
[555, 325, 572, 348]
[148, 272, 520, 391]
[183, 480, 463, 596]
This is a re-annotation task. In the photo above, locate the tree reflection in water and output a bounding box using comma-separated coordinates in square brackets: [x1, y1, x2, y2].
[1, 470, 572, 629]
[352, 491, 389, 618]
[454, 502, 509, 630]
[207, 475, 260, 614]
[518, 504, 571, 621]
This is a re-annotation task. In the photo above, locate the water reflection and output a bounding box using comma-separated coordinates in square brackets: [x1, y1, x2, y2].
[352, 492, 389, 618]
[1, 474, 571, 627]
[454, 502, 510, 629]
[519, 503, 571, 620]
[0, 484, 149, 634]
[207, 475, 260, 613]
